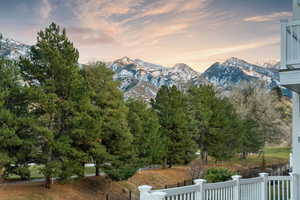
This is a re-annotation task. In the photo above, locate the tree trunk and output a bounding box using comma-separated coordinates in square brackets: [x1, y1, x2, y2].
[162, 158, 167, 169]
[45, 175, 52, 189]
[81, 162, 85, 177]
[240, 152, 247, 160]
[201, 151, 208, 164]
[96, 161, 100, 176]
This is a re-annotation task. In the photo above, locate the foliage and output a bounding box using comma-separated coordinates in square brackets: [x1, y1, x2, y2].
[127, 99, 166, 166]
[18, 23, 101, 187]
[203, 167, 235, 183]
[187, 85, 241, 161]
[151, 86, 197, 167]
[82, 62, 138, 180]
[0, 23, 290, 186]
[0, 58, 38, 180]
[238, 119, 263, 159]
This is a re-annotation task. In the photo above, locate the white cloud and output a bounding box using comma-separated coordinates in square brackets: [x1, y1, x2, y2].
[244, 12, 292, 22]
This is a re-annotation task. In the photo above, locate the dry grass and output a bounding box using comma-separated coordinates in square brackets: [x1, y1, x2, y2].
[0, 177, 110, 200]
[0, 146, 290, 200]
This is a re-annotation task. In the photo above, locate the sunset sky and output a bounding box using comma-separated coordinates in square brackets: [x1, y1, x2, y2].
[0, 0, 293, 71]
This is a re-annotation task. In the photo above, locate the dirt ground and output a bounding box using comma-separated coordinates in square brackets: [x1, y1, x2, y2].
[0, 158, 288, 200]
[0, 167, 190, 200]
[0, 177, 110, 200]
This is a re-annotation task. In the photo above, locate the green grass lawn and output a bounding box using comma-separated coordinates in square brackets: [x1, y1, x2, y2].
[264, 146, 291, 159]
[201, 146, 291, 170]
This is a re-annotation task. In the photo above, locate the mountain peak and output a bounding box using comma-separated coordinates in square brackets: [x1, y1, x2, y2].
[116, 56, 134, 64]
[223, 57, 248, 66]
[173, 63, 190, 69]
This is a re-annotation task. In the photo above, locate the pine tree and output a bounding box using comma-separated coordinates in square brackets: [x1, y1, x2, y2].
[127, 99, 166, 166]
[0, 58, 37, 180]
[82, 62, 137, 180]
[187, 85, 241, 162]
[18, 23, 99, 188]
[152, 86, 197, 168]
[238, 119, 263, 159]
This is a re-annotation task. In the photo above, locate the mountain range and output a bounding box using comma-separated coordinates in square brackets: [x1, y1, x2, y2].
[0, 34, 288, 101]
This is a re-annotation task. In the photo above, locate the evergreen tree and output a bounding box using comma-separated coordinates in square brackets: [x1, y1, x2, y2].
[18, 23, 100, 188]
[152, 86, 197, 168]
[82, 62, 137, 181]
[206, 97, 241, 161]
[0, 58, 37, 180]
[238, 119, 263, 159]
[127, 99, 166, 166]
[187, 86, 241, 162]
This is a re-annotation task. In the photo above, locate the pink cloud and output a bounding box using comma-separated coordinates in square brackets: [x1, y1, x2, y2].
[244, 12, 292, 22]
[68, 27, 116, 46]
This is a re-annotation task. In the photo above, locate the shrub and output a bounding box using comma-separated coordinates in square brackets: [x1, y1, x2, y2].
[188, 159, 205, 179]
[203, 167, 235, 183]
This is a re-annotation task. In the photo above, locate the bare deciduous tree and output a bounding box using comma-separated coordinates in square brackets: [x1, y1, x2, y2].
[188, 159, 205, 180]
[230, 81, 291, 145]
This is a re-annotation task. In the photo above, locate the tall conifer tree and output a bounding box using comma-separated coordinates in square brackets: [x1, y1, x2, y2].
[18, 23, 101, 188]
[82, 62, 137, 180]
[152, 86, 197, 167]
[127, 99, 166, 166]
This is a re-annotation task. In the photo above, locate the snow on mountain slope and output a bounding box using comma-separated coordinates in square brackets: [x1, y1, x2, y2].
[202, 57, 291, 97]
[108, 57, 208, 101]
[0, 34, 30, 60]
[0, 33, 291, 100]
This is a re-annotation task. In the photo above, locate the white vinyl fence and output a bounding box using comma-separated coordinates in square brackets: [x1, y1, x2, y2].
[139, 173, 297, 200]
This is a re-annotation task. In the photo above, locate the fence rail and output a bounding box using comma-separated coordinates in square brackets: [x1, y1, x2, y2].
[140, 173, 296, 200]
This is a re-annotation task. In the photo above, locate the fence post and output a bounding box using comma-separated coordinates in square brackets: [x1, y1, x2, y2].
[194, 179, 207, 200]
[129, 191, 132, 200]
[259, 173, 268, 200]
[232, 175, 242, 200]
[290, 173, 299, 200]
[138, 185, 152, 200]
[151, 192, 167, 200]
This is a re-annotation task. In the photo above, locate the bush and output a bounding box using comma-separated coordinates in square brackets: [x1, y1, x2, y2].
[188, 159, 205, 179]
[203, 167, 235, 183]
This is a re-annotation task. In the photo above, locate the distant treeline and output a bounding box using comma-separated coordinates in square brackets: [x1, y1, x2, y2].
[0, 23, 290, 188]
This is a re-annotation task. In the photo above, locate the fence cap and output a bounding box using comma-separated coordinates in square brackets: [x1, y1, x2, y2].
[194, 179, 207, 185]
[259, 173, 269, 177]
[138, 185, 152, 193]
[232, 175, 242, 180]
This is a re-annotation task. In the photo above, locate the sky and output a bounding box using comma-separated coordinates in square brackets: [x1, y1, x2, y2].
[0, 0, 293, 72]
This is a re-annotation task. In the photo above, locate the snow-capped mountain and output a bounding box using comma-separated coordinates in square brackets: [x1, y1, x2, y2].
[202, 57, 291, 97]
[0, 34, 291, 100]
[0, 34, 30, 60]
[108, 57, 208, 101]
